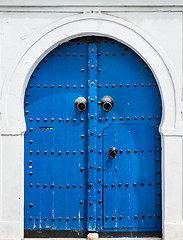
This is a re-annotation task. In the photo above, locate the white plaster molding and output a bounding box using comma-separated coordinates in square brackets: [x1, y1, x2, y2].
[0, 0, 183, 7]
[0, 0, 183, 13]
[0, 12, 181, 136]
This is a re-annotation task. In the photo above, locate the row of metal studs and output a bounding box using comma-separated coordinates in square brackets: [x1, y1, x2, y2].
[98, 83, 158, 87]
[28, 215, 160, 221]
[26, 83, 159, 88]
[28, 183, 155, 188]
[28, 169, 160, 175]
[26, 116, 161, 122]
[27, 118, 84, 122]
[29, 150, 85, 154]
[41, 52, 145, 57]
[28, 149, 159, 154]
[27, 84, 158, 88]
[27, 116, 161, 121]
[28, 84, 85, 88]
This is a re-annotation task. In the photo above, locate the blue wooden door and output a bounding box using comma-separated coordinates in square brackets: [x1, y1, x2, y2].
[24, 38, 162, 236]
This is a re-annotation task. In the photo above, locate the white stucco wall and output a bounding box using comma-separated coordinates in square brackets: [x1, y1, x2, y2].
[0, 1, 183, 240]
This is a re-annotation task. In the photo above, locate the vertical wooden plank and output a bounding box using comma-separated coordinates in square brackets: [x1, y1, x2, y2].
[87, 43, 98, 231]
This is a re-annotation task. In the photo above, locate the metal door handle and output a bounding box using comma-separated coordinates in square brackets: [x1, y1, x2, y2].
[75, 97, 87, 112]
[101, 96, 113, 111]
[109, 147, 117, 158]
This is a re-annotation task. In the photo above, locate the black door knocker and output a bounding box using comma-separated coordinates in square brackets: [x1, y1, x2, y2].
[109, 147, 118, 158]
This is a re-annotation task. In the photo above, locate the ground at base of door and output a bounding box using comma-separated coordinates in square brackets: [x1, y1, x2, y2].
[24, 238, 161, 240]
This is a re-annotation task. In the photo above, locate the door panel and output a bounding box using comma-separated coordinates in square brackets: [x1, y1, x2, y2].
[24, 37, 162, 235]
[103, 124, 156, 229]
[24, 42, 88, 230]
[96, 40, 162, 232]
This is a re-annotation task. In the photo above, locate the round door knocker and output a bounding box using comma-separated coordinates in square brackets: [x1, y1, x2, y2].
[109, 147, 118, 158]
[101, 96, 114, 112]
[75, 97, 87, 112]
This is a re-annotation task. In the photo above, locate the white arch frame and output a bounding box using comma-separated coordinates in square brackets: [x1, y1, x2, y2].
[0, 13, 183, 240]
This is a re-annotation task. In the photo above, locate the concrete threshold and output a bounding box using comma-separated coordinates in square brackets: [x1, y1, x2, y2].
[25, 238, 162, 240]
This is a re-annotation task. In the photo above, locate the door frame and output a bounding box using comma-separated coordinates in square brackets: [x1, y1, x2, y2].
[0, 13, 183, 240]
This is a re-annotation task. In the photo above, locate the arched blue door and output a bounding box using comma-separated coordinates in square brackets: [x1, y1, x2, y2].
[24, 37, 162, 237]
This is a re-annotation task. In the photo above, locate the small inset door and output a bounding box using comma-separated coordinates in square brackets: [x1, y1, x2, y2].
[103, 124, 156, 229]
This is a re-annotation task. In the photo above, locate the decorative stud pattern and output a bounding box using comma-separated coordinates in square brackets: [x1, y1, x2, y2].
[24, 38, 162, 233]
